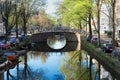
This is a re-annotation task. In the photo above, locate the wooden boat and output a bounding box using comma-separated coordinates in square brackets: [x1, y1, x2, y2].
[6, 55, 17, 69]
[0, 50, 26, 73]
[0, 54, 17, 73]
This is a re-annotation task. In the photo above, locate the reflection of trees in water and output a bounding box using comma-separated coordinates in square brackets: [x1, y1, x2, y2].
[47, 36, 56, 45]
[5, 54, 32, 80]
[5, 51, 65, 80]
[40, 52, 48, 63]
[60, 51, 93, 80]
[19, 53, 32, 80]
[18, 68, 46, 80]
[29, 51, 65, 64]
[6, 70, 16, 80]
[16, 53, 47, 80]
[59, 35, 66, 42]
[54, 74, 64, 80]
[47, 35, 66, 46]
[29, 51, 49, 63]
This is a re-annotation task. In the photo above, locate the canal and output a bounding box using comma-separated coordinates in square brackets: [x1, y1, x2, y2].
[1, 34, 111, 80]
[3, 51, 98, 80]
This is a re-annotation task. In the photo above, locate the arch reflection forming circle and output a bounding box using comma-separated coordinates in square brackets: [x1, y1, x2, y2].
[47, 34, 66, 50]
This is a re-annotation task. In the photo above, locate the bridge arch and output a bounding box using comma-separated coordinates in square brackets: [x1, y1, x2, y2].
[27, 32, 81, 52]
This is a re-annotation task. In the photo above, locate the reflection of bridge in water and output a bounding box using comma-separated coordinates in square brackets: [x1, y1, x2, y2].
[27, 31, 120, 79]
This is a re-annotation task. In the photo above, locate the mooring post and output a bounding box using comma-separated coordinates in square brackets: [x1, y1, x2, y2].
[89, 57, 93, 80]
[98, 63, 101, 80]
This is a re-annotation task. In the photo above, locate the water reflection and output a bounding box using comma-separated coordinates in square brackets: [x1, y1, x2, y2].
[4, 51, 65, 80]
[2, 50, 111, 80]
[47, 34, 66, 50]
[4, 51, 94, 80]
[1, 37, 110, 80]
[59, 51, 93, 80]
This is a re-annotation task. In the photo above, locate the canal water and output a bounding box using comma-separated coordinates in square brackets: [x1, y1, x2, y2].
[2, 34, 110, 80]
[3, 51, 97, 80]
[4, 52, 65, 80]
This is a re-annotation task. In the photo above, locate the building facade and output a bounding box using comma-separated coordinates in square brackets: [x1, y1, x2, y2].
[100, 4, 111, 34]
[116, 0, 120, 38]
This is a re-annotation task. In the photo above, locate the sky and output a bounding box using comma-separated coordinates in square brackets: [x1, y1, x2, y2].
[46, 0, 63, 17]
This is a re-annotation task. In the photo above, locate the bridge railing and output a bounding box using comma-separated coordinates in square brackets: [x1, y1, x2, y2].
[27, 27, 85, 34]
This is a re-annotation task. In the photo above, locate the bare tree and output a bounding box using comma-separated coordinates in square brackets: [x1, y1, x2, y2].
[0, 0, 15, 41]
[20, 0, 46, 35]
[111, 0, 116, 50]
[102, 0, 116, 49]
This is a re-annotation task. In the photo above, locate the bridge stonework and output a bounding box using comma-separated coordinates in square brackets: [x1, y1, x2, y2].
[28, 32, 81, 52]
[28, 32, 80, 42]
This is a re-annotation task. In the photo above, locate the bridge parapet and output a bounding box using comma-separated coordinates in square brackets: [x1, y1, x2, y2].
[28, 32, 80, 43]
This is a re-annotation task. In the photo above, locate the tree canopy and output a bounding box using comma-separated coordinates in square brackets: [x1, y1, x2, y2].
[57, 0, 92, 29]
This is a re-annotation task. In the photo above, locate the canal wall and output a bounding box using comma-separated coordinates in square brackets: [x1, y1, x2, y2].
[81, 37, 120, 79]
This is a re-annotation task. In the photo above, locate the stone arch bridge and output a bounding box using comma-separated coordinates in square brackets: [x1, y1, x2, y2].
[27, 32, 81, 52]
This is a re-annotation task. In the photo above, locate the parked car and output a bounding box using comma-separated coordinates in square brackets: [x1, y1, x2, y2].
[101, 43, 112, 53]
[91, 37, 98, 44]
[104, 39, 118, 47]
[0, 41, 11, 50]
[18, 35, 27, 42]
[8, 38, 17, 47]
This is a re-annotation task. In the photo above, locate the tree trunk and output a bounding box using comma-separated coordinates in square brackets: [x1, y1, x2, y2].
[97, 0, 101, 47]
[15, 4, 19, 38]
[4, 18, 9, 42]
[79, 20, 82, 30]
[89, 13, 92, 40]
[23, 8, 27, 35]
[111, 0, 116, 50]
[23, 18, 27, 35]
